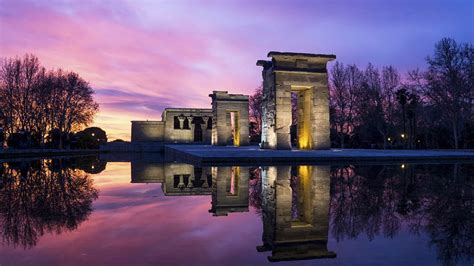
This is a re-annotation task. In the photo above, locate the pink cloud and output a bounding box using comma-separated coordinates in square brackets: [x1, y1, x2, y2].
[0, 0, 261, 140]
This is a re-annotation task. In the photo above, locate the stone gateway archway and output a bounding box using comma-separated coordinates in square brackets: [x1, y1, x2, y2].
[257, 52, 336, 150]
[209, 91, 249, 146]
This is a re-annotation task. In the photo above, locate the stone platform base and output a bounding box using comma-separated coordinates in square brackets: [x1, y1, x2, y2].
[164, 145, 474, 165]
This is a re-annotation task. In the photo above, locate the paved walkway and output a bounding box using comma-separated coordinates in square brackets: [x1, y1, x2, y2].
[164, 145, 474, 165]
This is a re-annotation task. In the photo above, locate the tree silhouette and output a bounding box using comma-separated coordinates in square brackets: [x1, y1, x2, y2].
[0, 159, 99, 249]
[0, 54, 99, 148]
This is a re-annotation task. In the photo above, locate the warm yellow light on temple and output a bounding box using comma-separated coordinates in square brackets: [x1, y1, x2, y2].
[298, 134, 310, 149]
[232, 111, 240, 147]
[297, 89, 312, 150]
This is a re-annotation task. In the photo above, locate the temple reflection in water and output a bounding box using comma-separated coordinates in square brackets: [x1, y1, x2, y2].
[131, 162, 335, 262]
[258, 166, 336, 261]
[1, 158, 472, 266]
[132, 163, 251, 215]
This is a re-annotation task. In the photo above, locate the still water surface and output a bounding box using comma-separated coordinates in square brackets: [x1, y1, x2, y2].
[0, 157, 472, 266]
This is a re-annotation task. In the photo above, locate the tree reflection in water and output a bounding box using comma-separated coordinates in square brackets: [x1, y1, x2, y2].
[330, 164, 473, 266]
[0, 158, 101, 249]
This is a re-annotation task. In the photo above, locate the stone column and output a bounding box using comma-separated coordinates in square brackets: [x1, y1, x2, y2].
[202, 116, 210, 143]
[238, 106, 250, 146]
[202, 116, 209, 129]
[187, 175, 194, 188]
[177, 116, 185, 129]
[311, 78, 330, 149]
[177, 175, 185, 189]
[274, 81, 292, 150]
[187, 117, 194, 141]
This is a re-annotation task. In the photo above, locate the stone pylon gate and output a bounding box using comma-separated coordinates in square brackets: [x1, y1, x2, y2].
[257, 52, 335, 150]
[209, 91, 249, 146]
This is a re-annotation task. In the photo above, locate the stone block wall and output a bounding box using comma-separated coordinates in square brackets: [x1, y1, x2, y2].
[131, 121, 165, 142]
[162, 108, 212, 143]
[209, 91, 249, 146]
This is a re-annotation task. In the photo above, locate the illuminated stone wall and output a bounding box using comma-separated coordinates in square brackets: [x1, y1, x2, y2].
[161, 108, 212, 143]
[257, 52, 335, 150]
[209, 91, 249, 146]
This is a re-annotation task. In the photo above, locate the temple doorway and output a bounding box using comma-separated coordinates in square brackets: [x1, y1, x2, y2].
[294, 88, 312, 149]
[192, 117, 203, 142]
[229, 111, 240, 146]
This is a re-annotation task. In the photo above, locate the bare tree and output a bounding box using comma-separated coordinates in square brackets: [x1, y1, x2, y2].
[379, 66, 400, 148]
[356, 63, 385, 148]
[423, 38, 473, 149]
[330, 62, 361, 148]
[57, 71, 98, 148]
[0, 54, 99, 148]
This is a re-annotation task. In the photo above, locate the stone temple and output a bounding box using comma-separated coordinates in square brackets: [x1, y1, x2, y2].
[257, 52, 336, 150]
[131, 51, 335, 150]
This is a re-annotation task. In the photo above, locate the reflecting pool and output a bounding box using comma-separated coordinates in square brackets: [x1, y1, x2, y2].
[0, 156, 472, 265]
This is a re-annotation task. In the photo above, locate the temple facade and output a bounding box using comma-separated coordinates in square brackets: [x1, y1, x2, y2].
[131, 91, 249, 147]
[131, 108, 213, 143]
[257, 52, 335, 150]
[209, 91, 249, 146]
[131, 51, 335, 150]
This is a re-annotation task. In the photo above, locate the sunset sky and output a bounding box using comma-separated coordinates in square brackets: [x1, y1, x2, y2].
[1, 0, 473, 140]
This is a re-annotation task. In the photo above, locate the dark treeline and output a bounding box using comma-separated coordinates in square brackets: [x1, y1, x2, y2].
[250, 38, 473, 149]
[0, 54, 100, 149]
[329, 163, 473, 266]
